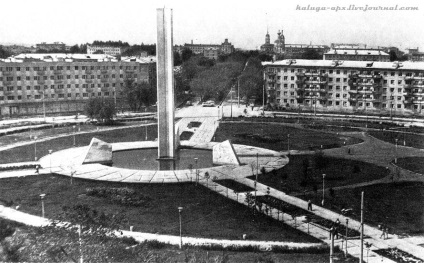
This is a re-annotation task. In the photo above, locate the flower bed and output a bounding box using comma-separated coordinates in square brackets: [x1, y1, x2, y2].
[85, 187, 152, 206]
[374, 247, 423, 263]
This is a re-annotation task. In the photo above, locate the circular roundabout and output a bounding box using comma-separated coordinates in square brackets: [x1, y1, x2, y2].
[39, 140, 289, 184]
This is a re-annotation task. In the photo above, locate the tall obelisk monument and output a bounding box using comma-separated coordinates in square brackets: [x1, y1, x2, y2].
[156, 8, 176, 170]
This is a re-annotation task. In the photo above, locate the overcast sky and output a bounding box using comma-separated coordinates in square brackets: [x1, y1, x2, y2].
[1, 0, 423, 52]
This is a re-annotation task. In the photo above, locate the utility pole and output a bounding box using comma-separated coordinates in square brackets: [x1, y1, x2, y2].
[330, 230, 334, 263]
[360, 191, 364, 263]
[230, 87, 233, 119]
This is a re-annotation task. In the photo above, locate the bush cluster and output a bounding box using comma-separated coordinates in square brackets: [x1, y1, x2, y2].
[85, 187, 151, 206]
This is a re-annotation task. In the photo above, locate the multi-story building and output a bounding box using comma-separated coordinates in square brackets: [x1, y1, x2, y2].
[203, 47, 219, 60]
[407, 48, 424, 62]
[0, 53, 155, 116]
[324, 49, 390, 61]
[263, 59, 424, 116]
[87, 45, 123, 56]
[176, 38, 235, 56]
[284, 44, 330, 59]
[36, 42, 68, 52]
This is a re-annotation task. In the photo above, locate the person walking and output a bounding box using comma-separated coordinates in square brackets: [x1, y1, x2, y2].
[307, 200, 313, 211]
[380, 224, 386, 239]
[334, 219, 341, 239]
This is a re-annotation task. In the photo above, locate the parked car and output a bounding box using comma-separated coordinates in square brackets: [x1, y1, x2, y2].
[202, 100, 215, 107]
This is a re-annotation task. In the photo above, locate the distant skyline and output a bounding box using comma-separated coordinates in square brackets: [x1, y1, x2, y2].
[1, 0, 423, 52]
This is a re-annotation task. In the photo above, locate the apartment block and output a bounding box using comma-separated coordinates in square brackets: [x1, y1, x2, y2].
[263, 59, 424, 116]
[0, 54, 155, 116]
[87, 45, 122, 56]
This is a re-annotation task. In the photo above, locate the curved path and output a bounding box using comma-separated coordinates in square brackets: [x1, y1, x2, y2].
[1, 107, 424, 262]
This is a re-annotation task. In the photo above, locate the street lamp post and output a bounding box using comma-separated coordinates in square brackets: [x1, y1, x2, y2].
[34, 136, 38, 161]
[178, 207, 183, 249]
[395, 138, 398, 163]
[345, 218, 349, 257]
[73, 125, 76, 146]
[322, 174, 326, 206]
[40, 194, 46, 218]
[145, 125, 148, 141]
[48, 150, 53, 173]
[287, 134, 290, 153]
[194, 158, 198, 185]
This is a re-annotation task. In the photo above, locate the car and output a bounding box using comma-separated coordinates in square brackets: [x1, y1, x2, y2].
[202, 100, 215, 107]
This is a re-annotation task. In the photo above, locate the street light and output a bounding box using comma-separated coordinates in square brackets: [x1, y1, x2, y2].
[72, 125, 76, 146]
[322, 174, 326, 206]
[40, 193, 46, 218]
[395, 138, 398, 163]
[287, 134, 290, 153]
[345, 218, 349, 257]
[194, 158, 198, 185]
[178, 207, 183, 249]
[34, 136, 38, 161]
[145, 125, 148, 141]
[48, 150, 53, 173]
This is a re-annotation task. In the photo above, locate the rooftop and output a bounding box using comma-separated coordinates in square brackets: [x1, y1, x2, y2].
[263, 59, 424, 71]
[325, 49, 389, 56]
[1, 53, 118, 63]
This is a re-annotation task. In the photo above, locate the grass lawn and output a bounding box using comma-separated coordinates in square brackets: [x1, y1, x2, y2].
[0, 174, 319, 242]
[0, 125, 158, 164]
[396, 157, 424, 174]
[214, 122, 362, 151]
[0, 219, 354, 263]
[301, 182, 424, 235]
[248, 154, 388, 194]
[369, 130, 424, 149]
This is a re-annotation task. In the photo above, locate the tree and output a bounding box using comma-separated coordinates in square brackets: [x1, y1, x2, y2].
[389, 50, 398, 61]
[69, 45, 81, 53]
[85, 98, 116, 124]
[123, 79, 156, 111]
[174, 51, 182, 66]
[181, 48, 193, 62]
[93, 50, 104, 54]
[302, 49, 322, 60]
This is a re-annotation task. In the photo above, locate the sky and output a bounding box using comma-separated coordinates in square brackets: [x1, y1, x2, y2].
[1, 0, 423, 52]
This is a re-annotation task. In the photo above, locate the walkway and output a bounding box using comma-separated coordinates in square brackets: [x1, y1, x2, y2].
[1, 107, 424, 261]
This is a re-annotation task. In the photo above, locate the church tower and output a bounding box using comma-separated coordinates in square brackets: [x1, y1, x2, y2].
[265, 30, 270, 45]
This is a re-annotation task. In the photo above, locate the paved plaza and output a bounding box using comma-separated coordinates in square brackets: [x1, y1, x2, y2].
[0, 105, 424, 262]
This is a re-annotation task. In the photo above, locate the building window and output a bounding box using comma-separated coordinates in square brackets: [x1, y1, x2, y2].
[83, 93, 88, 97]
[7, 96, 14, 100]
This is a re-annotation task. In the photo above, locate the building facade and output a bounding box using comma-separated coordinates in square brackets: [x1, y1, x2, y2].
[36, 42, 68, 52]
[178, 38, 234, 56]
[263, 59, 424, 116]
[0, 54, 155, 116]
[324, 49, 390, 62]
[407, 48, 424, 62]
[203, 48, 219, 60]
[87, 45, 122, 56]
[284, 44, 330, 59]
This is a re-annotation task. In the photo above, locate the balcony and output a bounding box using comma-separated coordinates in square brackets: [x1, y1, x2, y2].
[85, 70, 92, 74]
[304, 72, 322, 76]
[266, 71, 276, 76]
[53, 70, 62, 75]
[101, 70, 108, 74]
[101, 87, 110, 92]
[295, 80, 305, 85]
[2, 71, 13, 76]
[348, 74, 358, 78]
[125, 69, 135, 73]
[86, 79, 93, 83]
[405, 75, 424, 80]
[36, 71, 46, 75]
[37, 80, 45, 85]
[295, 72, 305, 77]
[54, 80, 63, 84]
[305, 80, 328, 85]
[3, 81, 13, 86]
[101, 78, 109, 83]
